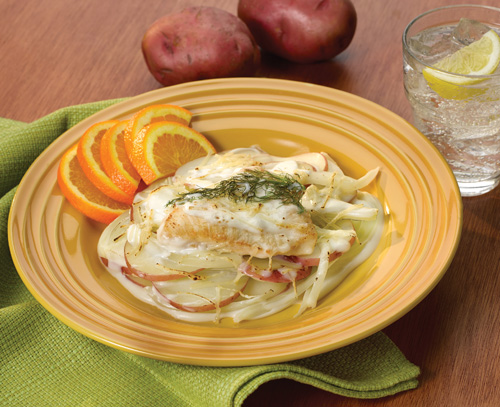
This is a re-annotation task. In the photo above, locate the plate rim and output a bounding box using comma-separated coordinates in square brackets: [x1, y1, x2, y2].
[8, 77, 463, 366]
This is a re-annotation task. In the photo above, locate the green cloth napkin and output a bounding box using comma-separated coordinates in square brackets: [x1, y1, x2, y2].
[0, 100, 420, 407]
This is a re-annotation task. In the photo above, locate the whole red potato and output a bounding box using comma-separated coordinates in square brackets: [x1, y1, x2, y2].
[142, 7, 261, 86]
[237, 0, 357, 63]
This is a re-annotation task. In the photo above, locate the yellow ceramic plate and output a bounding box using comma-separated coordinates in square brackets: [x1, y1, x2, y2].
[8, 78, 462, 366]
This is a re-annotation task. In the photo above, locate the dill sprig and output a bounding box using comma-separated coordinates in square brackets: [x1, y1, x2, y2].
[166, 169, 306, 212]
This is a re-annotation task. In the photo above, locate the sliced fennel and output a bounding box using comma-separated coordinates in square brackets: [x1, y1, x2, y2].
[98, 147, 384, 323]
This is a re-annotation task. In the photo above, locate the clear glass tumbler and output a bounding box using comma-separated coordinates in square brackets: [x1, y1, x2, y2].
[403, 5, 500, 197]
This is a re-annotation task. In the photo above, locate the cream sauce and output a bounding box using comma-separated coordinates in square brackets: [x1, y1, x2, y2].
[97, 146, 383, 323]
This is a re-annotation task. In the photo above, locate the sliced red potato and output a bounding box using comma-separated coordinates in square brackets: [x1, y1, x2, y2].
[152, 269, 249, 312]
[98, 211, 130, 269]
[238, 256, 311, 283]
[288, 152, 328, 171]
[124, 239, 203, 281]
[118, 267, 153, 287]
[99, 255, 152, 287]
[321, 152, 343, 173]
[97, 210, 195, 282]
[261, 152, 328, 173]
[279, 247, 347, 267]
[100, 257, 128, 276]
[282, 229, 356, 266]
[279, 253, 338, 267]
[240, 278, 290, 298]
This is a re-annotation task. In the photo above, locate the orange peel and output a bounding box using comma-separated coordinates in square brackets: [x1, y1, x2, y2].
[129, 121, 216, 185]
[101, 120, 141, 196]
[77, 120, 134, 205]
[58, 144, 130, 224]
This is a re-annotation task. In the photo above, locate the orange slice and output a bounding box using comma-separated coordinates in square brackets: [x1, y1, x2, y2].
[130, 121, 216, 184]
[77, 120, 134, 205]
[124, 104, 193, 158]
[58, 144, 130, 224]
[101, 120, 141, 196]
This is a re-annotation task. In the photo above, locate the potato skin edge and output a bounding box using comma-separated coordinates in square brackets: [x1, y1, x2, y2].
[142, 6, 261, 86]
[238, 0, 357, 64]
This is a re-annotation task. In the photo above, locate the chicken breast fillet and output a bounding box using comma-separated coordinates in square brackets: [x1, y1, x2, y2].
[157, 198, 317, 258]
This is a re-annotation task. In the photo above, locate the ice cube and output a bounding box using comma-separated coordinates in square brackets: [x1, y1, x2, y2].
[409, 31, 460, 64]
[452, 18, 491, 45]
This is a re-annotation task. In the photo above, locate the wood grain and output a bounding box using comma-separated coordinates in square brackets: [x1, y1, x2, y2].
[1, 0, 499, 406]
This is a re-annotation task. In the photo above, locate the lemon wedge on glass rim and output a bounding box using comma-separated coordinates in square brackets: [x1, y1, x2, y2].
[423, 29, 500, 100]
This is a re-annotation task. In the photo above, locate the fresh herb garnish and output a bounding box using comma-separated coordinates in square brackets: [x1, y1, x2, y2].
[166, 169, 306, 212]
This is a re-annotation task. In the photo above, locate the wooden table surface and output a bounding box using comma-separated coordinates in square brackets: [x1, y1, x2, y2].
[1, 0, 499, 406]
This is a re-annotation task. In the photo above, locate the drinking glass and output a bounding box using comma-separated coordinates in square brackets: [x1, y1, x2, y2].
[403, 5, 500, 196]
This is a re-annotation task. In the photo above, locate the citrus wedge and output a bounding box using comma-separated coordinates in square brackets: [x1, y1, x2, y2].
[423, 29, 500, 99]
[124, 104, 193, 158]
[129, 121, 216, 185]
[77, 120, 134, 205]
[101, 120, 142, 196]
[58, 144, 130, 224]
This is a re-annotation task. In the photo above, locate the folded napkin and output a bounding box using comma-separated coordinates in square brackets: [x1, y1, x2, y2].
[0, 101, 420, 407]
